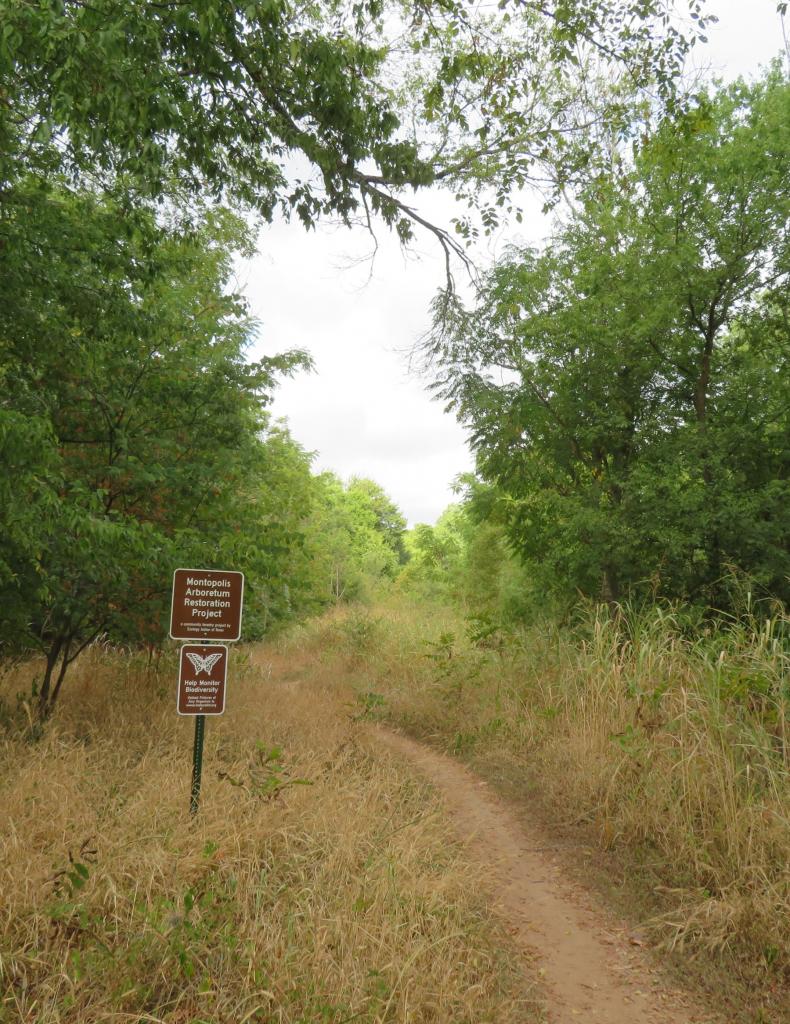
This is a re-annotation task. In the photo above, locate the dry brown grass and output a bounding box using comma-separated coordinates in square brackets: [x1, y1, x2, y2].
[0, 640, 539, 1023]
[280, 601, 790, 1018]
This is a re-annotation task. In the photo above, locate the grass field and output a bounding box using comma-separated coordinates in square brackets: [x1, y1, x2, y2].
[0, 641, 539, 1024]
[279, 599, 790, 1021]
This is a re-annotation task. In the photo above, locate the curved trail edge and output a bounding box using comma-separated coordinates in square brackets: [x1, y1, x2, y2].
[372, 727, 719, 1024]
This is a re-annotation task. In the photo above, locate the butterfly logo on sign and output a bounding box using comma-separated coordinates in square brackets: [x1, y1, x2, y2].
[186, 651, 224, 676]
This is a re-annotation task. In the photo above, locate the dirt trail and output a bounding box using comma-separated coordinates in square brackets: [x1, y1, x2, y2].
[374, 727, 719, 1024]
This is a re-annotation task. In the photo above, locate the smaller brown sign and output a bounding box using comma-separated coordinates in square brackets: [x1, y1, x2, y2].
[170, 568, 244, 641]
[177, 645, 228, 716]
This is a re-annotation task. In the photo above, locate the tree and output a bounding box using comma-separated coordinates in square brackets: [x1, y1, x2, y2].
[218, 423, 318, 634]
[2, 0, 705, 260]
[298, 473, 407, 604]
[346, 477, 408, 565]
[0, 184, 308, 713]
[426, 69, 790, 607]
[401, 494, 533, 617]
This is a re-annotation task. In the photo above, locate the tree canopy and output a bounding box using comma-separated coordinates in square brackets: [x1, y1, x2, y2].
[0, 0, 757, 718]
[0, 174, 411, 710]
[427, 68, 790, 609]
[3, 0, 706, 258]
[0, 188, 316, 711]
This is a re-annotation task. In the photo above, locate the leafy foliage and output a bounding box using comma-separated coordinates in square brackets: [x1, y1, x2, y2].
[0, 179, 410, 710]
[296, 474, 408, 605]
[401, 497, 534, 619]
[0, 184, 315, 711]
[0, 0, 748, 714]
[0, 172, 409, 711]
[427, 69, 790, 609]
[2, 0, 704, 255]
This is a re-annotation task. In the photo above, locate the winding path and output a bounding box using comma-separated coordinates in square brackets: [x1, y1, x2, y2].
[374, 727, 720, 1024]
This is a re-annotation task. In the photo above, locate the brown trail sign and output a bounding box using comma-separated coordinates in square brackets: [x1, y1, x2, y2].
[177, 645, 228, 716]
[170, 568, 245, 816]
[170, 568, 244, 641]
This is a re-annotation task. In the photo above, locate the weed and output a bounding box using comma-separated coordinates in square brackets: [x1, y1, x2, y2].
[350, 690, 386, 720]
[339, 611, 383, 656]
[217, 742, 312, 800]
[280, 597, 790, 1011]
[0, 642, 535, 1023]
[47, 838, 98, 899]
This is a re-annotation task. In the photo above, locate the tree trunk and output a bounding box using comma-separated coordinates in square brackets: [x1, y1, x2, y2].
[38, 636, 65, 719]
[49, 636, 74, 708]
[602, 564, 620, 607]
[37, 628, 102, 718]
[695, 314, 722, 596]
[694, 329, 715, 425]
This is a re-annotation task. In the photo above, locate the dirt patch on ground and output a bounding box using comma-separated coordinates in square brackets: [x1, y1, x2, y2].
[372, 726, 722, 1024]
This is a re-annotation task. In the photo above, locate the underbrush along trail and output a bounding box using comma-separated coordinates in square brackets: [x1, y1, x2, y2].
[280, 601, 789, 1022]
[0, 643, 536, 1023]
[2, 601, 787, 1023]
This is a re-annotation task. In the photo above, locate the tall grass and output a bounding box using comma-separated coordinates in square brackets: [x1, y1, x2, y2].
[283, 600, 790, 1004]
[0, 641, 537, 1023]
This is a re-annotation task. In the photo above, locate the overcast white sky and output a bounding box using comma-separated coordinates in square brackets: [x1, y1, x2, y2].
[239, 0, 786, 526]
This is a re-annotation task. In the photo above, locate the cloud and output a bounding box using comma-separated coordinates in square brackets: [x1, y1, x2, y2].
[240, 202, 474, 525]
[239, 0, 779, 526]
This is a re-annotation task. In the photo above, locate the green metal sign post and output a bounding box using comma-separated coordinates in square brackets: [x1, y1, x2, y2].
[190, 714, 206, 816]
